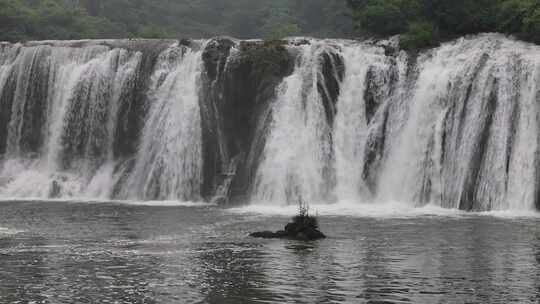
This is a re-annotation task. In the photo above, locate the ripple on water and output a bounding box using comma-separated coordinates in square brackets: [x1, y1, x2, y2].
[0, 201, 538, 303]
[0, 227, 22, 236]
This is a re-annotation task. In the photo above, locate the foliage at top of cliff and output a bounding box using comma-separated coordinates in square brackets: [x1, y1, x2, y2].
[3, 0, 540, 50]
[0, 0, 353, 42]
[347, 0, 540, 49]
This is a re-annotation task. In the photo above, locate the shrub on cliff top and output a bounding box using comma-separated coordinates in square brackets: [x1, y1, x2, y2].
[400, 21, 439, 50]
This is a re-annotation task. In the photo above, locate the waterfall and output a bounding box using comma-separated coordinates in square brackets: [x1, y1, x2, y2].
[0, 35, 538, 211]
[333, 42, 400, 202]
[250, 43, 334, 205]
[0, 44, 142, 198]
[376, 35, 540, 211]
[0, 40, 204, 201]
[123, 45, 203, 201]
[251, 34, 540, 211]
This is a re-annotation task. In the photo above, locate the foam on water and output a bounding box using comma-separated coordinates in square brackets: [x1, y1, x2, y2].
[477, 209, 540, 219]
[231, 200, 539, 219]
[0, 197, 210, 207]
[0, 227, 23, 235]
[120, 200, 211, 207]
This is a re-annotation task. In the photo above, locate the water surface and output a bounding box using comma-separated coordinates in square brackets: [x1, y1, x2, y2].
[0, 201, 538, 303]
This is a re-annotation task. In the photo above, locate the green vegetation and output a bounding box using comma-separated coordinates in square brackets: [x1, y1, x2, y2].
[0, 0, 117, 41]
[3, 0, 540, 49]
[249, 199, 326, 240]
[346, 0, 540, 49]
[0, 0, 353, 42]
[293, 198, 319, 231]
[400, 21, 439, 50]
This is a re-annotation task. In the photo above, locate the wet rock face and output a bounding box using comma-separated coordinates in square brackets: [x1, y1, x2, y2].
[319, 51, 345, 125]
[49, 180, 61, 198]
[224, 40, 296, 193]
[363, 108, 390, 194]
[199, 38, 236, 199]
[459, 77, 499, 211]
[0, 70, 16, 155]
[200, 38, 295, 201]
[224, 40, 295, 155]
[364, 61, 398, 124]
[114, 41, 172, 159]
[284, 221, 326, 241]
[202, 38, 235, 82]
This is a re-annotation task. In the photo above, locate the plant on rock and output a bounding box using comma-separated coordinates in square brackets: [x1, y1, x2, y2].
[250, 198, 326, 241]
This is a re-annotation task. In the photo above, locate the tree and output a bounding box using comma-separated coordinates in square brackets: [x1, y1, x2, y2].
[400, 21, 439, 50]
[522, 7, 540, 43]
[346, 0, 540, 49]
[82, 0, 100, 16]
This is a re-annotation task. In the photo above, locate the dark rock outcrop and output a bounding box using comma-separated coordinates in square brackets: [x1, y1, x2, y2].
[113, 40, 172, 159]
[250, 224, 326, 241]
[250, 230, 288, 239]
[363, 107, 390, 194]
[200, 38, 295, 202]
[458, 77, 499, 211]
[250, 212, 326, 241]
[48, 180, 61, 198]
[199, 38, 236, 200]
[0, 66, 17, 155]
[318, 51, 345, 126]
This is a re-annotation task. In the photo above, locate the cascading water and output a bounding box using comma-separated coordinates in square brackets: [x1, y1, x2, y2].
[123, 45, 203, 201]
[0, 34, 538, 211]
[250, 43, 334, 205]
[0, 40, 204, 201]
[0, 44, 142, 198]
[251, 34, 540, 211]
[377, 35, 540, 211]
[332, 42, 400, 202]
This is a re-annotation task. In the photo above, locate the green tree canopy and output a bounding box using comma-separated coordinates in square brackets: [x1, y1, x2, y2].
[0, 0, 353, 42]
[347, 0, 540, 49]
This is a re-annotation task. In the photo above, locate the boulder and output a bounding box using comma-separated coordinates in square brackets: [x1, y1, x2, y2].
[49, 180, 61, 198]
[250, 219, 326, 241]
[249, 230, 288, 239]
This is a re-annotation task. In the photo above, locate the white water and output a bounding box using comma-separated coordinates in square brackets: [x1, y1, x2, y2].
[377, 35, 540, 211]
[251, 43, 333, 205]
[0, 41, 204, 202]
[124, 46, 204, 201]
[0, 226, 23, 235]
[0, 35, 539, 212]
[252, 34, 540, 211]
[0, 45, 141, 199]
[333, 42, 398, 201]
[231, 199, 540, 219]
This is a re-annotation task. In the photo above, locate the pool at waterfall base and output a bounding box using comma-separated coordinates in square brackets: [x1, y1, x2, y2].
[0, 200, 538, 304]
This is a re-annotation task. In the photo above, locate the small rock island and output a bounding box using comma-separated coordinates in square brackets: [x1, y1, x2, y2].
[250, 200, 326, 241]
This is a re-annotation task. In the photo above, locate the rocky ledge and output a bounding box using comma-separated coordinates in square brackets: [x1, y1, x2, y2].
[250, 207, 326, 241]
